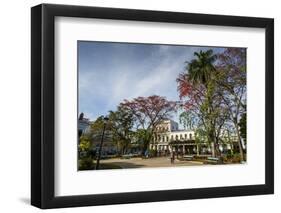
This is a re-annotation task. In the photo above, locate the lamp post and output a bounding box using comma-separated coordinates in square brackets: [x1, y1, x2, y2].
[95, 116, 109, 170]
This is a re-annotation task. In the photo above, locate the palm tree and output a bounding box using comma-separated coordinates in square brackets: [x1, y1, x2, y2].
[187, 49, 217, 85]
[186, 49, 219, 157]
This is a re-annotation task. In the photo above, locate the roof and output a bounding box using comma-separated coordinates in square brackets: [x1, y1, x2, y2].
[170, 129, 194, 133]
[157, 119, 178, 124]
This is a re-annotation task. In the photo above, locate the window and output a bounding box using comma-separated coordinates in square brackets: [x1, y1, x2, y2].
[185, 134, 187, 139]
[189, 133, 192, 139]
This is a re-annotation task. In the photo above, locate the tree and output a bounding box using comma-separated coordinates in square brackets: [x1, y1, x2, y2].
[239, 113, 246, 146]
[89, 115, 111, 155]
[78, 136, 91, 152]
[108, 106, 135, 155]
[134, 129, 152, 155]
[90, 116, 108, 133]
[177, 50, 224, 157]
[177, 48, 247, 160]
[187, 49, 217, 85]
[78, 135, 95, 170]
[216, 48, 246, 161]
[120, 95, 177, 155]
[179, 111, 198, 130]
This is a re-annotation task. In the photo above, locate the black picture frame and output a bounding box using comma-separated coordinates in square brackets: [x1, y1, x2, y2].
[31, 3, 274, 209]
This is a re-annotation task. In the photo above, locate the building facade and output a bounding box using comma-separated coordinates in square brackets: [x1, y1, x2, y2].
[150, 119, 240, 156]
[78, 117, 91, 138]
[150, 119, 199, 155]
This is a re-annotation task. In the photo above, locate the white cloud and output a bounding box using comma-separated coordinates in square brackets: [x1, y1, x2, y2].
[79, 43, 214, 121]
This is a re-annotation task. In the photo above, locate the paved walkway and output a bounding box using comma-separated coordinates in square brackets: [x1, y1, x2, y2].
[101, 157, 203, 169]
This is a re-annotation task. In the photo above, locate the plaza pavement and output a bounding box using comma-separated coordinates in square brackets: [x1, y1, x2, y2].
[101, 157, 204, 169]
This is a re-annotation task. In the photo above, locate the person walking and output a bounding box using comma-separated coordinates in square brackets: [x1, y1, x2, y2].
[170, 151, 175, 164]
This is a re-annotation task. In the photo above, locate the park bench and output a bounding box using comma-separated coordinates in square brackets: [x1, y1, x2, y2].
[182, 155, 194, 161]
[204, 157, 222, 164]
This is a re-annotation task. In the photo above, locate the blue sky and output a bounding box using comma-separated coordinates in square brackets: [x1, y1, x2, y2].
[78, 41, 225, 123]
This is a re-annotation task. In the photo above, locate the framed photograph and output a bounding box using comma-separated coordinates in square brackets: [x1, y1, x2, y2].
[31, 4, 274, 209]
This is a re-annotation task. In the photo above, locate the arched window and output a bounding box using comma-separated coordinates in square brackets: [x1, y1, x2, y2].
[176, 135, 178, 140]
[189, 133, 192, 139]
[180, 134, 183, 139]
[185, 134, 187, 139]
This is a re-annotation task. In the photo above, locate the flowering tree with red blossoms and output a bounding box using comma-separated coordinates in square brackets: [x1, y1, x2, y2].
[120, 95, 177, 154]
[176, 48, 246, 159]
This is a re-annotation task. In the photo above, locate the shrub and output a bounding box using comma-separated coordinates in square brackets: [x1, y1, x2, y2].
[231, 153, 242, 163]
[78, 157, 95, 170]
[149, 149, 157, 157]
[226, 150, 234, 159]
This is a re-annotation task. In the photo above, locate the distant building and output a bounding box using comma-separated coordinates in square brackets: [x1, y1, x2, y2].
[78, 117, 91, 138]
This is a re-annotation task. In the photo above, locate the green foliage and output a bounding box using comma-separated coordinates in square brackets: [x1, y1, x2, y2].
[134, 129, 152, 154]
[187, 49, 217, 85]
[90, 116, 107, 133]
[78, 157, 95, 170]
[186, 50, 220, 150]
[148, 149, 157, 157]
[78, 136, 95, 170]
[232, 153, 242, 163]
[78, 136, 91, 152]
[194, 128, 208, 144]
[109, 106, 135, 154]
[226, 149, 234, 158]
[179, 111, 198, 129]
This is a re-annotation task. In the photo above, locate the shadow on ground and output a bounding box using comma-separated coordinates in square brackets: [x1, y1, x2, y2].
[19, 197, 30, 205]
[101, 161, 145, 169]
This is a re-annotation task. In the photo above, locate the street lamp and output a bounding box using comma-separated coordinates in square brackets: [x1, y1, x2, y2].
[95, 116, 109, 170]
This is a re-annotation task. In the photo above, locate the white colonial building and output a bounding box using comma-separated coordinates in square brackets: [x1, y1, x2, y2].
[150, 119, 199, 155]
[150, 119, 241, 156]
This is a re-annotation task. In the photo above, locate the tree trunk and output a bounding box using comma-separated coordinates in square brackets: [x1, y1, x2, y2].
[234, 123, 244, 162]
[208, 131, 216, 157]
[211, 142, 215, 157]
